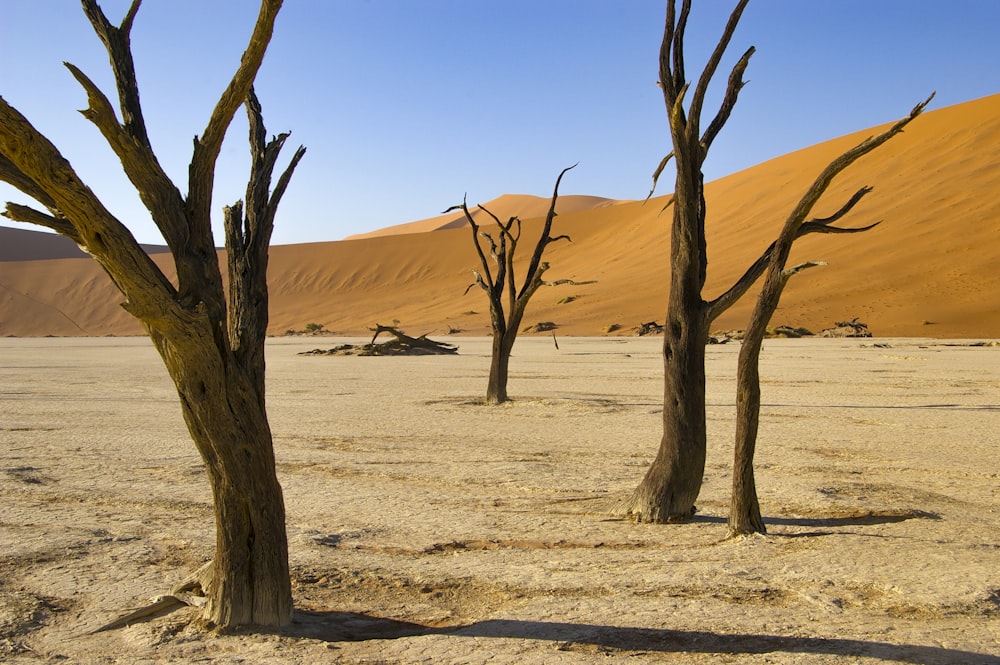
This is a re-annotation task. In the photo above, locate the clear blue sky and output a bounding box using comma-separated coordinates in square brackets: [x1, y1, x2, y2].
[1, 1, 998, 245]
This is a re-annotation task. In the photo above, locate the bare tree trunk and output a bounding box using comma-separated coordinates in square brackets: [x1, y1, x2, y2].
[486, 331, 516, 405]
[150, 324, 291, 626]
[729, 323, 766, 536]
[615, 302, 708, 521]
[452, 166, 582, 405]
[0, 0, 304, 629]
[618, 0, 926, 527]
[616, 0, 751, 522]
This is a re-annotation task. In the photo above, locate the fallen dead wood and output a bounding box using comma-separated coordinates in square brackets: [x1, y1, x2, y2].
[299, 325, 458, 356]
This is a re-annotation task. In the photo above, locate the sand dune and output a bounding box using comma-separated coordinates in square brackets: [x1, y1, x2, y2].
[1, 93, 998, 338]
[0, 226, 170, 262]
[344, 193, 623, 239]
[0, 227, 92, 262]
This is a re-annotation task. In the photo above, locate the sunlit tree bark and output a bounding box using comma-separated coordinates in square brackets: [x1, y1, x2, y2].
[0, 0, 304, 628]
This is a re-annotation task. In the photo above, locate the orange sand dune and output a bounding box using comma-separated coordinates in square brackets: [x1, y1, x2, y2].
[1, 93, 998, 338]
[345, 193, 624, 239]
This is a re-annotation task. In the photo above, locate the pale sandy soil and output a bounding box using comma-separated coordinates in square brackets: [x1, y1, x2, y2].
[1, 336, 998, 664]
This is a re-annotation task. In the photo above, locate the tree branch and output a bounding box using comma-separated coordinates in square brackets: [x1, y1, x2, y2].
[701, 45, 754, 154]
[240, 87, 306, 252]
[450, 198, 496, 293]
[771, 94, 933, 266]
[2, 202, 81, 244]
[260, 143, 305, 237]
[480, 230, 501, 262]
[189, 0, 284, 234]
[660, 1, 677, 100]
[687, 0, 750, 145]
[0, 152, 59, 211]
[224, 87, 305, 389]
[781, 260, 826, 279]
[469, 204, 520, 315]
[705, 216, 880, 324]
[518, 163, 576, 300]
[463, 271, 490, 297]
[64, 62, 188, 252]
[0, 95, 178, 322]
[647, 151, 675, 201]
[705, 95, 933, 324]
[808, 185, 872, 225]
[671, 0, 691, 96]
[541, 278, 598, 287]
[81, 0, 150, 147]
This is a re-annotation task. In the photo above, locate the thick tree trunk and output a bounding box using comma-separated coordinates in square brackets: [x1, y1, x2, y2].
[615, 141, 712, 522]
[0, 0, 303, 632]
[151, 326, 292, 627]
[486, 332, 516, 405]
[615, 303, 708, 522]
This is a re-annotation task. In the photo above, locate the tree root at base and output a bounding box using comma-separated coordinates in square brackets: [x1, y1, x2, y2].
[610, 494, 697, 524]
[88, 562, 212, 634]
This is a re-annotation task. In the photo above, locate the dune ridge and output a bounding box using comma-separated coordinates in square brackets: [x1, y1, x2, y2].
[344, 194, 624, 240]
[1, 93, 998, 338]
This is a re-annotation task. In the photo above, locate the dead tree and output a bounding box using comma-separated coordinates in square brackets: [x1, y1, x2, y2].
[0, 0, 304, 628]
[446, 165, 590, 404]
[615, 0, 925, 523]
[729, 98, 931, 537]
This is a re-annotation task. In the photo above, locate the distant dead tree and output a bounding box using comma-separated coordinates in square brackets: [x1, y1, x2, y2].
[0, 0, 304, 628]
[614, 0, 930, 524]
[729, 99, 930, 537]
[446, 165, 591, 404]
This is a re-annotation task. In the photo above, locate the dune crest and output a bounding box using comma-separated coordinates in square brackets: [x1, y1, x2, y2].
[1, 93, 998, 338]
[344, 193, 625, 240]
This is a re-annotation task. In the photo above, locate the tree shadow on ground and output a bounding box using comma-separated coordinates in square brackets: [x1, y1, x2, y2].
[691, 508, 939, 529]
[287, 610, 431, 641]
[282, 612, 998, 664]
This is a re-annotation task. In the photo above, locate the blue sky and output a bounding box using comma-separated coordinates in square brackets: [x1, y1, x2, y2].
[1, 1, 998, 245]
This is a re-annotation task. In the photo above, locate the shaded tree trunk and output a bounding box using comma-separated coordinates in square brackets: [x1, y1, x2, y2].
[729, 321, 766, 536]
[617, 286, 710, 521]
[614, 0, 753, 522]
[617, 0, 928, 526]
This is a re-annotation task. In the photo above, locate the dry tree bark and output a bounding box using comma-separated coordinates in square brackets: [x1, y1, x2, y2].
[613, 0, 755, 523]
[0, 0, 304, 628]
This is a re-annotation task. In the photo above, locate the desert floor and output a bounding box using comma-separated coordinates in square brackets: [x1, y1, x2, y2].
[1, 336, 998, 664]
